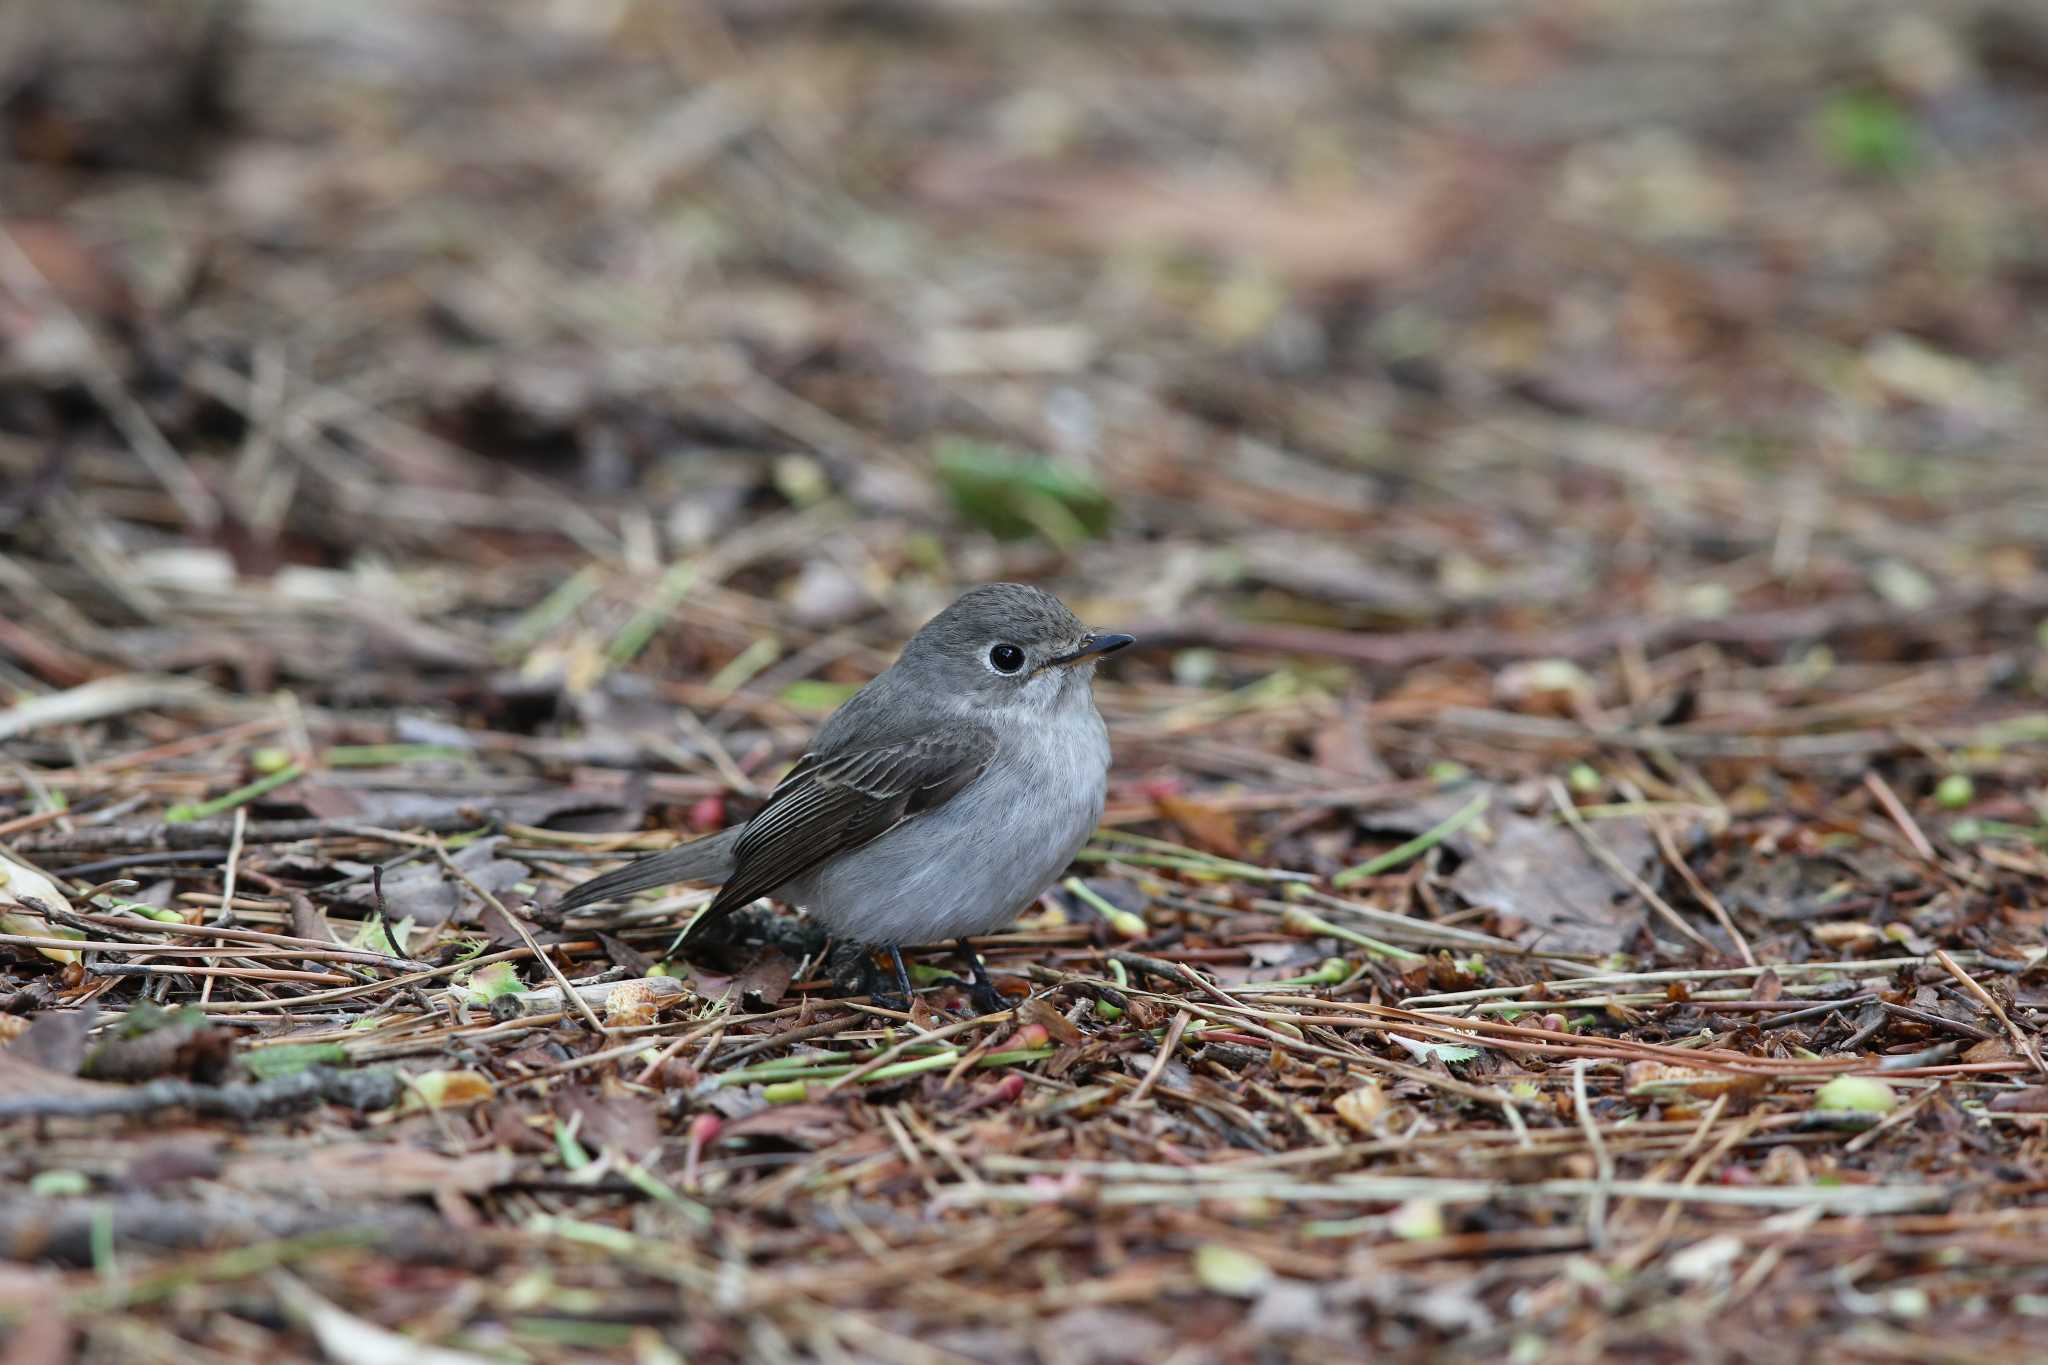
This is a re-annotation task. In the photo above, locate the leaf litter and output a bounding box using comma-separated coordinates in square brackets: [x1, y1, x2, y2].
[3, 1, 2048, 1361]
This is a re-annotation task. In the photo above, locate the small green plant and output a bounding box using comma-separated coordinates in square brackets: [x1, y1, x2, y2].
[935, 438, 1113, 544]
[1816, 91, 1919, 176]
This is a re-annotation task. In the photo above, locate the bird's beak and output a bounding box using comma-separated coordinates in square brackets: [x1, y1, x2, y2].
[1047, 631, 1137, 669]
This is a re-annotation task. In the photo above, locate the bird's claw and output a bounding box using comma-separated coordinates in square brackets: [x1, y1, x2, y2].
[937, 973, 1009, 1016]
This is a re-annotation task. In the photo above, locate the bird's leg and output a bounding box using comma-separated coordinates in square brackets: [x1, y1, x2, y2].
[952, 938, 1009, 1015]
[863, 946, 915, 1013]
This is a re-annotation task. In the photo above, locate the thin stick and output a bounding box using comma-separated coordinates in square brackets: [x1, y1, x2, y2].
[435, 837, 607, 1036]
[199, 806, 248, 1009]
[1400, 953, 2001, 1008]
[1934, 948, 2047, 1074]
[0, 224, 220, 533]
[1332, 787, 1490, 886]
[1863, 770, 1937, 862]
[1646, 806, 1755, 966]
[0, 936, 393, 967]
[1128, 1008, 1191, 1107]
[71, 914, 412, 966]
[86, 964, 354, 985]
[192, 945, 547, 1014]
[1572, 1059, 1612, 1251]
[825, 1009, 1009, 1094]
[1548, 778, 1716, 953]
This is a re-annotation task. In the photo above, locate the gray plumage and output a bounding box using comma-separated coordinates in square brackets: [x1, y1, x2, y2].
[556, 583, 1132, 954]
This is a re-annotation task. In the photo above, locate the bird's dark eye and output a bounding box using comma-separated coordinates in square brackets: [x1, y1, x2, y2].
[988, 643, 1026, 674]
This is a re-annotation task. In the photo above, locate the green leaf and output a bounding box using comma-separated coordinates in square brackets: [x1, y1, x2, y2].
[934, 438, 1112, 545]
[1813, 1076, 1898, 1114]
[1934, 774, 1974, 809]
[100, 1001, 204, 1042]
[30, 1170, 91, 1196]
[1390, 1198, 1445, 1241]
[350, 914, 413, 958]
[163, 762, 305, 823]
[464, 960, 526, 1004]
[778, 680, 863, 713]
[1385, 1031, 1481, 1064]
[1193, 1243, 1272, 1296]
[1817, 91, 1919, 176]
[242, 1043, 350, 1080]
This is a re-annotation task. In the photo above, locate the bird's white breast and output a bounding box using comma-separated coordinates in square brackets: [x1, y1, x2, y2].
[783, 699, 1110, 945]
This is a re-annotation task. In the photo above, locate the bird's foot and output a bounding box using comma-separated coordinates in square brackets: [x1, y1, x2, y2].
[858, 946, 917, 1015]
[949, 938, 1011, 1016]
[945, 975, 1008, 1017]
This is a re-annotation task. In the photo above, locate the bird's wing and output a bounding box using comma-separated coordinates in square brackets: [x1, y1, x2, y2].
[703, 724, 999, 922]
[554, 826, 742, 912]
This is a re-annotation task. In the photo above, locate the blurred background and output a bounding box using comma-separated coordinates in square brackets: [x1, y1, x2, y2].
[3, 0, 2047, 778]
[9, 6, 2048, 1360]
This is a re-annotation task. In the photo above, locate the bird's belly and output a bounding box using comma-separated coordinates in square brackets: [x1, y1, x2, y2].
[782, 736, 1106, 946]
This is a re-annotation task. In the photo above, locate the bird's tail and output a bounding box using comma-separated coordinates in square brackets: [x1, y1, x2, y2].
[554, 826, 743, 913]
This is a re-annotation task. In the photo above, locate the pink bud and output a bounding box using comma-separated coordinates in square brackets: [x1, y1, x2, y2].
[1010, 1023, 1051, 1050]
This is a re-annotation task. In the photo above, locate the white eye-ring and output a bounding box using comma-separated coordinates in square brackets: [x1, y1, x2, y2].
[986, 642, 1026, 674]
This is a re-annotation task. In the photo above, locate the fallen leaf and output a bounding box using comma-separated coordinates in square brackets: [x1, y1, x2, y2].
[0, 1296, 72, 1365]
[0, 1052, 120, 1104]
[3, 1004, 98, 1075]
[1669, 1234, 1746, 1284]
[560, 1087, 662, 1158]
[0, 853, 82, 965]
[1962, 1037, 2016, 1064]
[604, 977, 661, 1028]
[910, 153, 1476, 285]
[336, 836, 527, 929]
[1390, 1199, 1445, 1241]
[732, 949, 795, 1008]
[1988, 1087, 2048, 1113]
[226, 1143, 512, 1201]
[1333, 1081, 1388, 1133]
[119, 1142, 223, 1190]
[271, 1271, 493, 1365]
[1624, 1061, 1763, 1100]
[82, 1003, 231, 1084]
[401, 1070, 493, 1111]
[1450, 813, 1664, 954]
[1018, 996, 1085, 1045]
[1193, 1243, 1272, 1297]
[1151, 791, 1242, 859]
[717, 1103, 856, 1149]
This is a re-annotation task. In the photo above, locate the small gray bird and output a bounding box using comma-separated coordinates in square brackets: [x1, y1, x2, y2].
[557, 583, 1133, 1010]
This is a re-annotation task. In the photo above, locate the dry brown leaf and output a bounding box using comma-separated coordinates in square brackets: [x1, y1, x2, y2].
[1152, 791, 1243, 859]
[1333, 1081, 1389, 1133]
[1988, 1086, 2048, 1113]
[908, 154, 1480, 284]
[225, 1143, 513, 1201]
[401, 1070, 494, 1111]
[604, 977, 661, 1028]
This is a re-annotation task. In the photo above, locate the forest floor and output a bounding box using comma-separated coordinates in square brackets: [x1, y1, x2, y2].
[3, 1, 2047, 1361]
